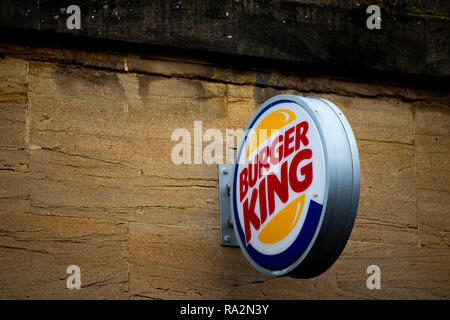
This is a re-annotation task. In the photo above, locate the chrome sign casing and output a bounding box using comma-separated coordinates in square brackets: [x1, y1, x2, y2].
[231, 95, 360, 278]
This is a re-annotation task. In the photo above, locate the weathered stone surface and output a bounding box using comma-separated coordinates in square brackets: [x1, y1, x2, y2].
[227, 90, 415, 144]
[336, 241, 450, 299]
[28, 62, 226, 149]
[127, 55, 258, 87]
[0, 212, 128, 299]
[127, 56, 215, 80]
[415, 135, 450, 194]
[415, 105, 450, 247]
[1, 43, 443, 104]
[315, 94, 415, 145]
[415, 104, 450, 137]
[129, 222, 337, 299]
[0, 150, 29, 214]
[226, 85, 257, 129]
[351, 140, 418, 245]
[0, 102, 26, 149]
[30, 147, 220, 227]
[0, 57, 27, 100]
[28, 62, 226, 224]
[0, 57, 27, 149]
[0, 42, 127, 72]
[0, 57, 29, 214]
[0, 43, 449, 300]
[329, 95, 417, 245]
[417, 189, 449, 248]
[331, 80, 383, 98]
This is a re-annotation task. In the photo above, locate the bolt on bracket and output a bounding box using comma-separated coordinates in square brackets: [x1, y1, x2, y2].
[218, 164, 239, 247]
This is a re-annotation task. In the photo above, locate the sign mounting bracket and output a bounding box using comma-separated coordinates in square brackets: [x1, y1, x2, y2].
[218, 164, 239, 247]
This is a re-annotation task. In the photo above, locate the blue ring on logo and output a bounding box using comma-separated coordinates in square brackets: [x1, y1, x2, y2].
[233, 100, 323, 270]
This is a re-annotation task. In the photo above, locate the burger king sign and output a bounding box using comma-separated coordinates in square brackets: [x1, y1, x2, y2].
[230, 95, 360, 278]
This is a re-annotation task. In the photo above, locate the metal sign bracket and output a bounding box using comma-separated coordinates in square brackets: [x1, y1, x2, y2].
[218, 164, 239, 247]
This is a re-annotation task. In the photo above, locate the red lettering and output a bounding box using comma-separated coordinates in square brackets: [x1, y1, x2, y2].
[289, 149, 313, 193]
[240, 120, 314, 244]
[267, 161, 289, 216]
[240, 168, 248, 202]
[259, 178, 268, 225]
[295, 121, 309, 151]
[284, 126, 295, 157]
[258, 146, 270, 179]
[270, 135, 283, 165]
[243, 188, 260, 244]
[248, 160, 258, 189]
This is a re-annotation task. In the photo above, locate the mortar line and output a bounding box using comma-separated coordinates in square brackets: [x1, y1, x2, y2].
[127, 220, 130, 300]
[25, 62, 30, 151]
[412, 104, 421, 248]
[0, 45, 438, 104]
[25, 60, 31, 215]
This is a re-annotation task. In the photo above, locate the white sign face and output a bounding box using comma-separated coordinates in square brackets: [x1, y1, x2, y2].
[233, 100, 326, 271]
[231, 95, 360, 277]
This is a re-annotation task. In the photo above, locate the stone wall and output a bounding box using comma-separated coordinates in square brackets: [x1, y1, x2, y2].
[0, 41, 449, 299]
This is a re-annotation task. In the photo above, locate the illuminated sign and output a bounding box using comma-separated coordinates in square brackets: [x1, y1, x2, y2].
[231, 95, 360, 277]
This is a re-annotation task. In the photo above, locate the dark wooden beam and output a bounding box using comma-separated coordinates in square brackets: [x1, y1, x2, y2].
[1, 0, 449, 77]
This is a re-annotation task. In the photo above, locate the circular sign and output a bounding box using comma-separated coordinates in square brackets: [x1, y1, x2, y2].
[231, 95, 360, 278]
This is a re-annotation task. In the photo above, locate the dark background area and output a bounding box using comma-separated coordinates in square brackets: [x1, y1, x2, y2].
[0, 0, 449, 78]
